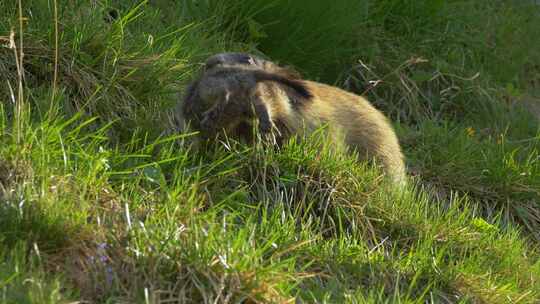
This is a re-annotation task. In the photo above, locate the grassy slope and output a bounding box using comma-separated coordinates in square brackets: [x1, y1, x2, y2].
[1, 0, 539, 303]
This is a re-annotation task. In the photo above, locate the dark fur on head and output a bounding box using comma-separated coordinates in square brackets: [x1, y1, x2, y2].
[204, 52, 258, 70]
[204, 52, 303, 79]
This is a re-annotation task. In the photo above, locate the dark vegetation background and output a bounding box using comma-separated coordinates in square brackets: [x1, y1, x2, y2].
[0, 0, 539, 303]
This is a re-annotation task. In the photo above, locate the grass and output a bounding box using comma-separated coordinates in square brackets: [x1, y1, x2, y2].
[405, 121, 540, 239]
[1, 0, 540, 303]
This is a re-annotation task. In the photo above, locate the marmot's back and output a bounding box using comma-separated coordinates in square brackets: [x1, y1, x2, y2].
[290, 81, 406, 185]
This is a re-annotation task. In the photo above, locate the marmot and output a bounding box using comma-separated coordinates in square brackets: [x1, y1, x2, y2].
[178, 53, 407, 186]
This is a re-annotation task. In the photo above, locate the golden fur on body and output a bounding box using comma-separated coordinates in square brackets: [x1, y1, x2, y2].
[178, 53, 407, 185]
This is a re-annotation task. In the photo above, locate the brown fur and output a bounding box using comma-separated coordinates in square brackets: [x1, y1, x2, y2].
[178, 54, 407, 186]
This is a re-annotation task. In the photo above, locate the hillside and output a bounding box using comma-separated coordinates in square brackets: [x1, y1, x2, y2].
[1, 1, 540, 303]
